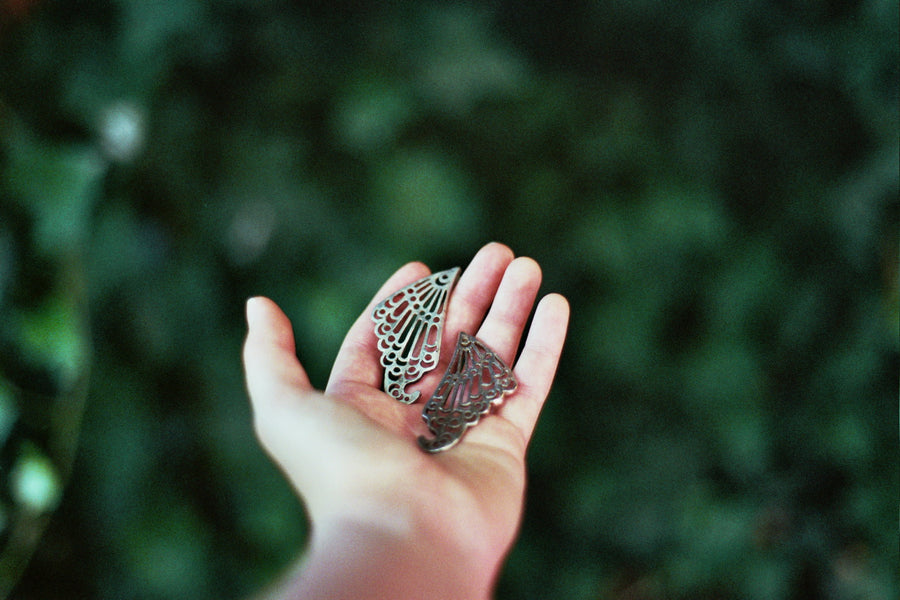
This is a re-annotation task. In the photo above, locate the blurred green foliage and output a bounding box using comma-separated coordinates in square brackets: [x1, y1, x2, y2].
[0, 1, 897, 599]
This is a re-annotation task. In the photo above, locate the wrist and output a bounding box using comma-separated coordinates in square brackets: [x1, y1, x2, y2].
[296, 512, 496, 600]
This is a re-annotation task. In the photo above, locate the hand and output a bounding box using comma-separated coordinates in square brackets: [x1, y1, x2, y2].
[243, 242, 569, 600]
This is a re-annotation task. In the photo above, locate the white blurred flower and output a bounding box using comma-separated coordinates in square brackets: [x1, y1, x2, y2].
[227, 200, 277, 266]
[99, 102, 146, 163]
[11, 451, 62, 514]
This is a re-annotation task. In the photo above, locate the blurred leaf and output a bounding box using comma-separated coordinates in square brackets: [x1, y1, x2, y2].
[371, 148, 485, 255]
[14, 291, 88, 391]
[2, 128, 104, 255]
[332, 78, 415, 153]
[0, 384, 17, 447]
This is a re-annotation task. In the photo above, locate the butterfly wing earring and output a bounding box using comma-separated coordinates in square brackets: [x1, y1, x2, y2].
[371, 267, 460, 404]
[418, 332, 517, 452]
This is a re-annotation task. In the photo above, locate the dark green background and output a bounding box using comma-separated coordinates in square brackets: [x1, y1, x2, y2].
[1, 1, 897, 598]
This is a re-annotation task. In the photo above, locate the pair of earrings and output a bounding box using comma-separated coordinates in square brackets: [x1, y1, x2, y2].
[371, 267, 517, 452]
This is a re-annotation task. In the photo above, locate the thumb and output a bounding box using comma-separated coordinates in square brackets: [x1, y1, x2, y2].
[243, 296, 314, 420]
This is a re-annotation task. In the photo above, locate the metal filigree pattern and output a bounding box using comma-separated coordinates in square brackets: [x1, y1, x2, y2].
[418, 332, 517, 452]
[371, 267, 460, 404]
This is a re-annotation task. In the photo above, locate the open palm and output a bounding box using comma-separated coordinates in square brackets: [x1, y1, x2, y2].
[243, 243, 569, 599]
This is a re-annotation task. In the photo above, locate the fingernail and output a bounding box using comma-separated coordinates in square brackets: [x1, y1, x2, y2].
[245, 296, 262, 329]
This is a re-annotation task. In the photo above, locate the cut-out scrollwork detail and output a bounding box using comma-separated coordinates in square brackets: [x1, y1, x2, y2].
[418, 332, 517, 452]
[371, 267, 460, 404]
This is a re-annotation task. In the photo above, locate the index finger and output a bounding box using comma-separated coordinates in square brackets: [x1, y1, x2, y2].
[326, 261, 431, 393]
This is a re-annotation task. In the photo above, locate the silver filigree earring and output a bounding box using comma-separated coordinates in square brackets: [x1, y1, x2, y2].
[418, 332, 518, 452]
[371, 267, 460, 404]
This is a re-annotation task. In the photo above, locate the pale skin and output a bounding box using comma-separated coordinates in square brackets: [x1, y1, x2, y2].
[242, 242, 570, 600]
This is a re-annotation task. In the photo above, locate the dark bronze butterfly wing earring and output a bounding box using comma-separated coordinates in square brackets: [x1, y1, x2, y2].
[418, 332, 517, 452]
[371, 267, 460, 404]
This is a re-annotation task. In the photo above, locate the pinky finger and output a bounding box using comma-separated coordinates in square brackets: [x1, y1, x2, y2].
[504, 293, 570, 444]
